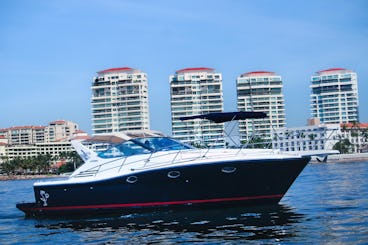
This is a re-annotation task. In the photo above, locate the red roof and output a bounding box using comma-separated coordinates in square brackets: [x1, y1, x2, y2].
[176, 67, 214, 73]
[317, 68, 347, 74]
[49, 120, 66, 125]
[10, 126, 33, 130]
[97, 67, 133, 74]
[242, 71, 275, 77]
[52, 160, 67, 169]
[8, 126, 44, 130]
[0, 125, 46, 131]
[73, 130, 86, 134]
[0, 142, 7, 146]
[55, 137, 68, 142]
[72, 135, 91, 140]
[341, 123, 368, 129]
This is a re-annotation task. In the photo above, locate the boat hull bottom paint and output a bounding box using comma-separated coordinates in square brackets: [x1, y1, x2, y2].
[17, 195, 283, 217]
[17, 158, 309, 217]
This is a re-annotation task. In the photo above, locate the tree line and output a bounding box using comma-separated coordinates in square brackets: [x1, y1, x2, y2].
[0, 151, 84, 175]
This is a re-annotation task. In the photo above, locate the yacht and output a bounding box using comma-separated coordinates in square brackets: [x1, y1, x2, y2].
[17, 112, 315, 217]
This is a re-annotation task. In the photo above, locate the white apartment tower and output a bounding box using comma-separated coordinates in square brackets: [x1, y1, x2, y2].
[310, 68, 359, 124]
[170, 67, 224, 147]
[237, 71, 286, 143]
[92, 67, 150, 134]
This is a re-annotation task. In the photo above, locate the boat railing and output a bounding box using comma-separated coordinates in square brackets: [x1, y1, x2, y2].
[71, 147, 205, 178]
[71, 157, 125, 178]
[71, 144, 283, 179]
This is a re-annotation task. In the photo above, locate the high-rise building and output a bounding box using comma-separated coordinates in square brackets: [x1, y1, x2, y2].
[310, 68, 359, 124]
[92, 67, 150, 135]
[236, 71, 286, 143]
[169, 67, 224, 147]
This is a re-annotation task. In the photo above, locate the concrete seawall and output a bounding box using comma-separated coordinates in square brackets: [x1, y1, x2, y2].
[0, 174, 59, 181]
[312, 153, 368, 163]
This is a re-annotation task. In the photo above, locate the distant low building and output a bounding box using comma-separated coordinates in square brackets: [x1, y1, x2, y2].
[0, 136, 7, 162]
[0, 121, 86, 163]
[4, 142, 73, 160]
[340, 123, 368, 153]
[0, 120, 79, 145]
[46, 120, 80, 142]
[307, 117, 321, 126]
[272, 121, 368, 154]
[272, 124, 341, 152]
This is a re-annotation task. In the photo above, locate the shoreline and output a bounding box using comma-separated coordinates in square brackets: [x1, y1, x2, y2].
[0, 174, 60, 181]
[311, 152, 368, 163]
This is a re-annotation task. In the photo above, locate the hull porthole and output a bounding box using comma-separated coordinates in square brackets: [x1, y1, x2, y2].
[126, 176, 138, 183]
[168, 171, 181, 179]
[221, 166, 237, 174]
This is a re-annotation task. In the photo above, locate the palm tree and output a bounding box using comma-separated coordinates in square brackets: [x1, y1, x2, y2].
[243, 137, 269, 149]
[308, 134, 316, 141]
[2, 157, 23, 174]
[57, 151, 84, 173]
[361, 129, 368, 143]
[333, 138, 352, 154]
[1, 159, 16, 174]
[359, 129, 368, 152]
[12, 157, 24, 174]
[351, 121, 360, 137]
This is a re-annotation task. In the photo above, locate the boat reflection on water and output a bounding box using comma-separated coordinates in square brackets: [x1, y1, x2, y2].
[34, 204, 304, 242]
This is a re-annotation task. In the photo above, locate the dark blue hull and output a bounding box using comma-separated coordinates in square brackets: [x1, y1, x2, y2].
[17, 157, 309, 217]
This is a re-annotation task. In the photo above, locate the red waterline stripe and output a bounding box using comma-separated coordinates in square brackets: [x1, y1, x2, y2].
[27, 194, 283, 211]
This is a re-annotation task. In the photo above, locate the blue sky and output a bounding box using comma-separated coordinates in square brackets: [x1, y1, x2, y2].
[1, 0, 367, 135]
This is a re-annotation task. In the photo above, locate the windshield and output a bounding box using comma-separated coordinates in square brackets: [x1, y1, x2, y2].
[98, 137, 193, 158]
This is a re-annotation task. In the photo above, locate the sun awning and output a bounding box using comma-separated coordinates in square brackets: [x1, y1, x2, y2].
[179, 111, 267, 123]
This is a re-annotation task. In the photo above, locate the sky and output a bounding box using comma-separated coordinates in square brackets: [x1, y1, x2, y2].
[0, 0, 367, 135]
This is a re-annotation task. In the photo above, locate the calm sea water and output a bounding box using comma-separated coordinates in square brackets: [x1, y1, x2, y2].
[0, 162, 367, 244]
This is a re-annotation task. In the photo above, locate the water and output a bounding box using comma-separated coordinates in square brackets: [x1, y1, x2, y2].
[1, 162, 367, 244]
